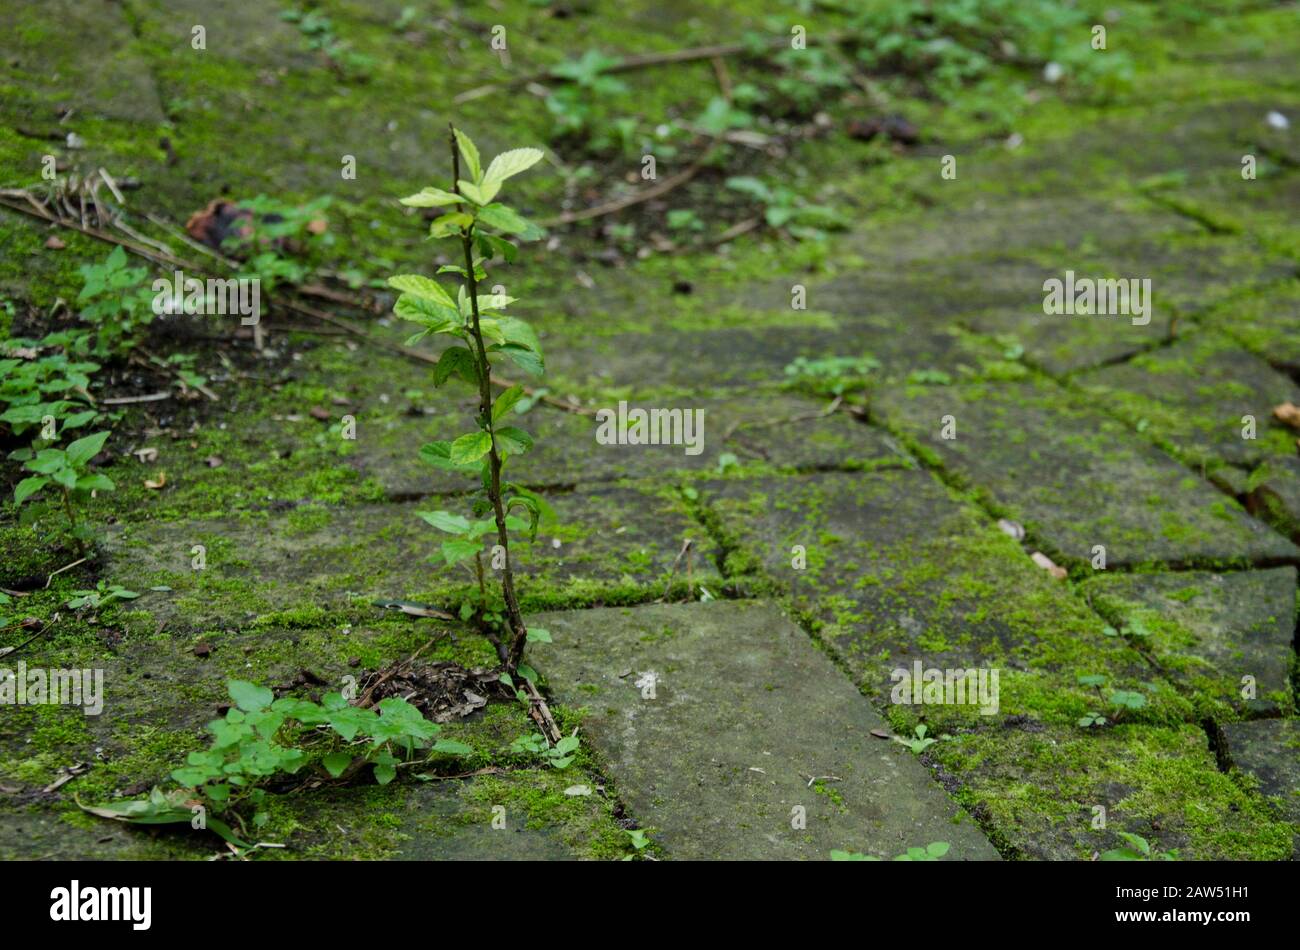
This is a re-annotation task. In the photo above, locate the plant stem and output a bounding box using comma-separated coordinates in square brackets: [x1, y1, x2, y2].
[450, 126, 529, 672]
[60, 488, 85, 557]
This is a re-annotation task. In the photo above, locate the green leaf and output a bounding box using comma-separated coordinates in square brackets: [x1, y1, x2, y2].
[14, 475, 48, 505]
[65, 430, 110, 467]
[496, 316, 541, 353]
[476, 292, 516, 312]
[228, 680, 274, 713]
[492, 385, 526, 421]
[450, 430, 492, 464]
[418, 510, 471, 534]
[373, 761, 397, 785]
[477, 232, 517, 263]
[321, 752, 352, 778]
[458, 180, 493, 205]
[431, 738, 474, 755]
[74, 473, 114, 494]
[441, 538, 481, 566]
[418, 440, 475, 472]
[498, 344, 543, 377]
[454, 129, 482, 182]
[394, 293, 460, 330]
[483, 147, 545, 188]
[388, 274, 456, 309]
[527, 626, 552, 643]
[399, 187, 464, 207]
[429, 212, 475, 237]
[434, 346, 478, 387]
[476, 203, 544, 240]
[494, 425, 533, 456]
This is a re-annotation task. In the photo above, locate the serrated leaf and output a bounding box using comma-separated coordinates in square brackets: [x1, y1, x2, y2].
[454, 129, 482, 182]
[434, 346, 478, 387]
[388, 275, 456, 308]
[496, 316, 541, 353]
[399, 187, 464, 207]
[476, 203, 544, 240]
[484, 148, 545, 188]
[498, 343, 544, 377]
[494, 425, 533, 456]
[476, 292, 516, 312]
[450, 430, 492, 464]
[394, 293, 460, 330]
[492, 385, 526, 421]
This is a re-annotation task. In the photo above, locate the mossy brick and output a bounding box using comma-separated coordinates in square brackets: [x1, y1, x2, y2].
[931, 723, 1295, 860]
[1076, 329, 1300, 472]
[1221, 719, 1300, 837]
[528, 601, 999, 860]
[1079, 567, 1297, 718]
[102, 485, 717, 631]
[346, 392, 904, 498]
[699, 470, 1187, 731]
[1212, 278, 1300, 372]
[873, 379, 1300, 567]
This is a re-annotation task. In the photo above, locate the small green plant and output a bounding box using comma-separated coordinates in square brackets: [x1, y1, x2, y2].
[280, 7, 374, 80]
[724, 176, 848, 241]
[66, 581, 139, 611]
[222, 194, 333, 294]
[510, 731, 580, 769]
[783, 355, 880, 397]
[390, 127, 550, 673]
[13, 430, 115, 554]
[83, 679, 468, 849]
[1076, 674, 1147, 727]
[623, 828, 652, 859]
[0, 336, 99, 437]
[75, 247, 156, 356]
[831, 841, 950, 861]
[1100, 831, 1178, 861]
[893, 723, 936, 754]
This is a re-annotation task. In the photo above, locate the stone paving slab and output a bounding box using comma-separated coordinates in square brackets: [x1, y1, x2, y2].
[1076, 329, 1300, 471]
[528, 601, 999, 860]
[873, 379, 1300, 567]
[349, 393, 906, 498]
[698, 470, 1185, 728]
[1221, 719, 1300, 839]
[1079, 568, 1297, 718]
[1213, 278, 1300, 371]
[104, 485, 718, 630]
[930, 723, 1296, 861]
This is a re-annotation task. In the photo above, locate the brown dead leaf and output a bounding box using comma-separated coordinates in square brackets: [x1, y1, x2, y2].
[144, 471, 167, 490]
[309, 406, 331, 421]
[870, 728, 892, 739]
[44, 236, 66, 250]
[306, 218, 328, 235]
[205, 455, 223, 468]
[1274, 402, 1300, 430]
[133, 447, 159, 463]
